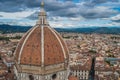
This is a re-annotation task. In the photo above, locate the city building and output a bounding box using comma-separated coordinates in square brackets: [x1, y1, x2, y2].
[95, 57, 119, 80]
[70, 57, 92, 80]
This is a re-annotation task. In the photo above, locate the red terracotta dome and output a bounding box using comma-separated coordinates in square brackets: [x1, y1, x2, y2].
[14, 5, 69, 67]
[14, 26, 68, 66]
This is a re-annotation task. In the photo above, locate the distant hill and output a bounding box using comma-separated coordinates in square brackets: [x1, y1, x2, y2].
[0, 24, 120, 34]
[0, 24, 31, 33]
[56, 27, 120, 34]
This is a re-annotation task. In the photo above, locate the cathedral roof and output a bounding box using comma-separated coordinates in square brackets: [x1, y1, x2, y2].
[14, 1, 69, 67]
[68, 75, 78, 80]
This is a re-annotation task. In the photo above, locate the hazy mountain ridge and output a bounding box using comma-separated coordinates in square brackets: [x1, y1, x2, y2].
[56, 27, 120, 34]
[0, 24, 31, 33]
[0, 24, 120, 34]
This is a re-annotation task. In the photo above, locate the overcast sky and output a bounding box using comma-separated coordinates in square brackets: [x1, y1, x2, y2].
[0, 0, 120, 28]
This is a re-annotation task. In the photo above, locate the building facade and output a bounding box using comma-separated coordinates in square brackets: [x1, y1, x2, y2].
[70, 57, 92, 80]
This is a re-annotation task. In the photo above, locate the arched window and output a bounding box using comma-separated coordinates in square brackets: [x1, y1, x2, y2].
[29, 75, 34, 80]
[52, 74, 57, 80]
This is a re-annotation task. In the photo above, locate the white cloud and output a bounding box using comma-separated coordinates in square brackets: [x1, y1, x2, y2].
[0, 10, 35, 19]
[111, 14, 120, 21]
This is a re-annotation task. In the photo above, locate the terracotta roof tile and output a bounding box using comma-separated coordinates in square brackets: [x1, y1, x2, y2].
[68, 75, 78, 80]
[14, 26, 68, 66]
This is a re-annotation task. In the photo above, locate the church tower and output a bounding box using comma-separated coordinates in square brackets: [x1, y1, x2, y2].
[14, 0, 69, 80]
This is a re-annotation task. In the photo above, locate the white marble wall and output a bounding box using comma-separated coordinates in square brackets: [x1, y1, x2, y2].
[14, 70, 68, 80]
[72, 70, 89, 80]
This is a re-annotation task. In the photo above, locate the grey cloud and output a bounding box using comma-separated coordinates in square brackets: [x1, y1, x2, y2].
[27, 5, 118, 20]
[26, 11, 39, 20]
[26, 7, 118, 21]
[0, 0, 75, 12]
[25, 0, 78, 19]
[1, 0, 118, 20]
[26, 7, 79, 20]
[0, 0, 40, 12]
[35, 0, 119, 19]
[49, 7, 79, 17]
[84, 0, 119, 7]
[79, 7, 118, 19]
[92, 0, 119, 4]
[112, 20, 120, 22]
[0, 0, 26, 12]
[45, 1, 76, 12]
[0, 15, 3, 17]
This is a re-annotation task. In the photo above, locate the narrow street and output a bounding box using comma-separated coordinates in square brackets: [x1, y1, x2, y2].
[89, 57, 96, 80]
